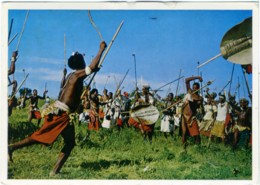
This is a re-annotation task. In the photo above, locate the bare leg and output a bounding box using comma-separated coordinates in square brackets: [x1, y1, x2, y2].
[28, 111, 33, 122]
[50, 124, 75, 176]
[8, 137, 37, 162]
[233, 129, 239, 150]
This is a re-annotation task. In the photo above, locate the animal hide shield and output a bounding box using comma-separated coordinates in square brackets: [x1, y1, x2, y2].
[130, 104, 159, 125]
[220, 17, 252, 65]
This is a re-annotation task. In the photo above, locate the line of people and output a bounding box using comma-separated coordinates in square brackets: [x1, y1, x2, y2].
[8, 41, 252, 176]
[75, 75, 252, 151]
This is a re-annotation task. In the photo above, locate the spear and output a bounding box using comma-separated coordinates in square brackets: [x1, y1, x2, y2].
[104, 75, 110, 90]
[88, 10, 103, 41]
[218, 80, 231, 95]
[10, 73, 29, 100]
[228, 64, 235, 95]
[86, 20, 124, 89]
[132, 53, 137, 89]
[113, 75, 119, 89]
[237, 76, 240, 100]
[8, 18, 14, 41]
[154, 76, 184, 92]
[175, 69, 182, 97]
[16, 10, 29, 51]
[64, 33, 66, 68]
[114, 69, 129, 98]
[160, 80, 214, 113]
[8, 33, 18, 46]
[241, 66, 252, 102]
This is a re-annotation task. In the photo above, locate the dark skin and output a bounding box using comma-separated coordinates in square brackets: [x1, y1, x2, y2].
[59, 41, 107, 112]
[8, 51, 18, 76]
[182, 76, 203, 146]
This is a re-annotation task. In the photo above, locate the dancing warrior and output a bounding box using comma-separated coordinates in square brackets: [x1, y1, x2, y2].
[8, 41, 107, 176]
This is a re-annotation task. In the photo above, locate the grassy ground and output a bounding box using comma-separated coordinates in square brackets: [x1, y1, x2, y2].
[8, 101, 252, 180]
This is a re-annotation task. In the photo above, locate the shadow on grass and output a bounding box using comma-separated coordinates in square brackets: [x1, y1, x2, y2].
[80, 159, 141, 171]
[8, 121, 39, 142]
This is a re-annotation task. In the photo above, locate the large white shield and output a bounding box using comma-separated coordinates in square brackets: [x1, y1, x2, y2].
[130, 105, 159, 125]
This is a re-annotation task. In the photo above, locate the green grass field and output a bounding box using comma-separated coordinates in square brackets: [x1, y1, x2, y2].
[8, 100, 252, 180]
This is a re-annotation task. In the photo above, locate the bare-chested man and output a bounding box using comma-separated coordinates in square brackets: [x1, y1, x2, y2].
[8, 41, 107, 176]
[8, 51, 18, 116]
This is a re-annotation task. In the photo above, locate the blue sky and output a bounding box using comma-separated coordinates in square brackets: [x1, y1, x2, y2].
[8, 8, 252, 100]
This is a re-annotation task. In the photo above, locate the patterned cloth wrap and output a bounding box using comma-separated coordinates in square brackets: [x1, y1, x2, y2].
[41, 100, 71, 118]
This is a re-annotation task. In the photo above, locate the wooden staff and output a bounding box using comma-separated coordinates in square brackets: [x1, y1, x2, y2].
[132, 53, 137, 89]
[10, 73, 29, 100]
[8, 18, 14, 41]
[228, 64, 235, 94]
[154, 76, 184, 92]
[104, 75, 110, 90]
[16, 10, 29, 51]
[45, 82, 47, 92]
[122, 80, 215, 115]
[84, 20, 124, 95]
[218, 80, 231, 95]
[175, 69, 182, 97]
[113, 69, 129, 99]
[88, 10, 103, 41]
[237, 76, 240, 100]
[8, 33, 18, 46]
[64, 33, 66, 68]
[113, 75, 119, 89]
[241, 66, 252, 102]
[99, 21, 124, 68]
[86, 21, 124, 89]
[160, 80, 214, 113]
[200, 72, 203, 97]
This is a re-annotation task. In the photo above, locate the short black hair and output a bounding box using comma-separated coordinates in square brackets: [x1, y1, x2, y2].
[90, 88, 98, 95]
[193, 82, 200, 88]
[68, 52, 86, 70]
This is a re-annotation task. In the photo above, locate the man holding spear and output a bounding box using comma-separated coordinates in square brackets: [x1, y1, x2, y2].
[8, 41, 107, 176]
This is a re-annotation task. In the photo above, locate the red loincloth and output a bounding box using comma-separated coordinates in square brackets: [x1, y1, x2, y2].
[128, 117, 141, 129]
[117, 118, 123, 126]
[141, 123, 155, 132]
[99, 109, 105, 119]
[30, 112, 70, 145]
[187, 119, 200, 136]
[88, 110, 100, 131]
[32, 110, 42, 119]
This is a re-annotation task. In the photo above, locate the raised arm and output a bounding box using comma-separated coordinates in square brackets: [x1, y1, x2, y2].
[74, 41, 107, 78]
[38, 90, 48, 100]
[8, 51, 18, 76]
[185, 76, 202, 91]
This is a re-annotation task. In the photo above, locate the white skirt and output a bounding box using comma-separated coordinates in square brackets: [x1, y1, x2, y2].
[160, 115, 173, 132]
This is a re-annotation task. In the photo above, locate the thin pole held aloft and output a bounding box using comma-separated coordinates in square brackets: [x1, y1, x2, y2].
[155, 75, 184, 92]
[197, 53, 222, 68]
[98, 20, 124, 68]
[86, 21, 124, 89]
[8, 18, 14, 42]
[132, 53, 137, 89]
[8, 33, 18, 46]
[10, 73, 29, 99]
[88, 10, 103, 41]
[161, 80, 214, 113]
[175, 69, 182, 97]
[64, 33, 66, 68]
[228, 64, 235, 94]
[16, 10, 29, 51]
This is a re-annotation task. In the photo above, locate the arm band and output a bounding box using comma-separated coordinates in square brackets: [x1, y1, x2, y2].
[11, 57, 16, 62]
[85, 66, 92, 75]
